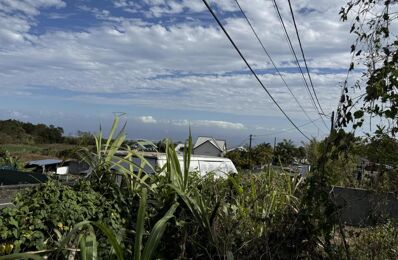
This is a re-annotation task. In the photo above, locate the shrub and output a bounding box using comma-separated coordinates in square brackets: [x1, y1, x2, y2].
[0, 149, 21, 170]
[0, 181, 129, 258]
[349, 222, 398, 259]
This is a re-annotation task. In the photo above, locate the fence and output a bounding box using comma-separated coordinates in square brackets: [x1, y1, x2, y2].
[0, 169, 48, 186]
[332, 186, 398, 226]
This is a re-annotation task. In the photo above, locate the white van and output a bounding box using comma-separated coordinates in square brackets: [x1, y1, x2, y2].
[155, 153, 237, 178]
[115, 151, 237, 178]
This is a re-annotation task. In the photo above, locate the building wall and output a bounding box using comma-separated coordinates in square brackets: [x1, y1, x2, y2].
[193, 142, 221, 157]
[333, 186, 398, 226]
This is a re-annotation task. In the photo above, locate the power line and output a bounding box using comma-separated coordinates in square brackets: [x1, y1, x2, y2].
[271, 0, 329, 130]
[235, 137, 249, 148]
[254, 114, 331, 137]
[201, 0, 311, 141]
[287, 0, 327, 117]
[272, 0, 318, 112]
[233, 0, 325, 134]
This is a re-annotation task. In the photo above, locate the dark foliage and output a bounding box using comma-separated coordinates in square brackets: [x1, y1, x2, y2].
[0, 119, 64, 144]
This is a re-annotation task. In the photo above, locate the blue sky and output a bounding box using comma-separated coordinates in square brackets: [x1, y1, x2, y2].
[0, 0, 361, 146]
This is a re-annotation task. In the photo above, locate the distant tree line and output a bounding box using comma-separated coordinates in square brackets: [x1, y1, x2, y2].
[0, 119, 64, 144]
[226, 139, 307, 170]
[0, 119, 98, 145]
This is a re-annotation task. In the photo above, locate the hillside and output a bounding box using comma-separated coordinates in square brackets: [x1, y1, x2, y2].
[0, 119, 64, 144]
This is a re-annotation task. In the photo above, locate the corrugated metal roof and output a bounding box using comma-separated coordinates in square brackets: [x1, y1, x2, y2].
[25, 159, 62, 167]
[194, 137, 226, 152]
[215, 140, 226, 150]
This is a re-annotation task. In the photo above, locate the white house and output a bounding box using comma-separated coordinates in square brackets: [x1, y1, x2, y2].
[193, 136, 227, 157]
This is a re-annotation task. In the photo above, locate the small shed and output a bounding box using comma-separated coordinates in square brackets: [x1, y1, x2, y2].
[25, 159, 62, 173]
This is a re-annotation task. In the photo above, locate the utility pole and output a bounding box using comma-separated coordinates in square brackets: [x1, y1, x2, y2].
[330, 111, 335, 135]
[249, 134, 253, 170]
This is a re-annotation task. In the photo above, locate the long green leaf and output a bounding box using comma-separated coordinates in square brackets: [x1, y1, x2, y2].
[183, 130, 192, 191]
[105, 131, 126, 163]
[57, 220, 92, 256]
[141, 203, 179, 260]
[209, 199, 221, 227]
[134, 188, 147, 260]
[79, 235, 87, 260]
[93, 222, 124, 260]
[167, 184, 206, 230]
[110, 161, 152, 191]
[104, 115, 120, 153]
[79, 231, 97, 260]
[57, 221, 123, 260]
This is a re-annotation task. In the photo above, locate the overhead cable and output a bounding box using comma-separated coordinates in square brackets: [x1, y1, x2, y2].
[287, 0, 327, 117]
[272, 0, 329, 130]
[233, 0, 325, 134]
[201, 0, 311, 141]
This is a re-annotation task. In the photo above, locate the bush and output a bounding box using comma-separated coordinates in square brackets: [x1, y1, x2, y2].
[349, 222, 398, 259]
[0, 181, 130, 257]
[0, 149, 21, 170]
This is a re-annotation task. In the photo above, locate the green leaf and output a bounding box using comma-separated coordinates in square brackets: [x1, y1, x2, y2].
[92, 222, 123, 260]
[80, 231, 97, 260]
[57, 221, 123, 260]
[141, 203, 179, 260]
[104, 115, 121, 153]
[134, 188, 147, 260]
[353, 110, 364, 119]
[226, 251, 234, 260]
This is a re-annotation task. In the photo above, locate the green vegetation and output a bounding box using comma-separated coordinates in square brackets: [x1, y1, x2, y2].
[0, 181, 126, 258]
[226, 139, 308, 171]
[348, 221, 398, 259]
[0, 116, 329, 259]
[0, 119, 97, 162]
[0, 119, 95, 154]
[0, 149, 21, 170]
[1, 115, 398, 259]
[273, 139, 305, 165]
[1, 105, 398, 259]
[3, 1, 398, 258]
[339, 0, 398, 135]
[0, 120, 64, 145]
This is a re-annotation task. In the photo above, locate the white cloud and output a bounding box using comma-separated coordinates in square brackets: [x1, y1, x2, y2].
[138, 115, 157, 124]
[171, 119, 245, 130]
[0, 0, 363, 129]
[0, 0, 66, 46]
[0, 0, 66, 16]
[9, 110, 29, 120]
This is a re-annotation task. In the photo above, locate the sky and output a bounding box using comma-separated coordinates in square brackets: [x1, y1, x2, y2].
[0, 0, 360, 146]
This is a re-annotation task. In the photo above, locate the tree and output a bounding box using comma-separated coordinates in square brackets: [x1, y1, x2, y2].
[77, 131, 96, 146]
[339, 0, 398, 135]
[295, 146, 306, 160]
[273, 139, 296, 166]
[226, 143, 273, 170]
[225, 149, 249, 170]
[305, 138, 322, 165]
[252, 142, 273, 167]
